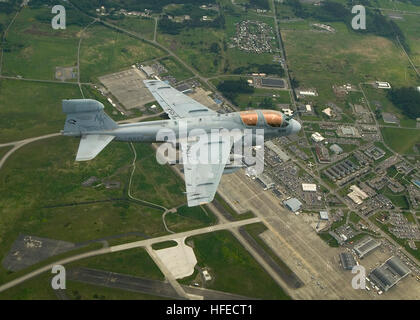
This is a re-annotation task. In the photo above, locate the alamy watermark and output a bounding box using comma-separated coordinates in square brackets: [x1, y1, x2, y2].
[351, 5, 366, 30]
[51, 5, 66, 30]
[351, 265, 366, 290]
[51, 264, 66, 290]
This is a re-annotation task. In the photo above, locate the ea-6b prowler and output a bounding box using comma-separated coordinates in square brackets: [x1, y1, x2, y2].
[62, 80, 301, 207]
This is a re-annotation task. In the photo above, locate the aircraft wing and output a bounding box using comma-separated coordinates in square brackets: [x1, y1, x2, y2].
[144, 80, 216, 119]
[180, 133, 240, 207]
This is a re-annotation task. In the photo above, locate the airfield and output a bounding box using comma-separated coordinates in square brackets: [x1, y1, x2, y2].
[0, 0, 420, 301]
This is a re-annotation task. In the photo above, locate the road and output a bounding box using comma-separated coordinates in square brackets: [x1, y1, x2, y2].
[76, 18, 99, 97]
[0, 216, 260, 294]
[0, 133, 61, 170]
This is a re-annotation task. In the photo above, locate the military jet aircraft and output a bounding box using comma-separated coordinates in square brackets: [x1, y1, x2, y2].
[62, 80, 301, 206]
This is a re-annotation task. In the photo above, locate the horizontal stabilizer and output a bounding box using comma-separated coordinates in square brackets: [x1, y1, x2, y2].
[76, 134, 115, 161]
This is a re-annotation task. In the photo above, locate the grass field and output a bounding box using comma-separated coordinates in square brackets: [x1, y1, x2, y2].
[394, 14, 420, 68]
[0, 135, 202, 284]
[243, 223, 297, 279]
[375, 0, 420, 13]
[130, 143, 186, 208]
[0, 272, 59, 300]
[68, 247, 164, 280]
[362, 85, 417, 128]
[0, 272, 164, 300]
[66, 280, 165, 300]
[281, 20, 418, 107]
[2, 7, 83, 80]
[0, 146, 12, 160]
[210, 76, 291, 108]
[381, 127, 420, 155]
[0, 79, 82, 143]
[159, 56, 194, 81]
[185, 230, 290, 299]
[157, 2, 279, 77]
[109, 16, 156, 40]
[157, 28, 224, 76]
[165, 205, 217, 233]
[79, 24, 165, 82]
[151, 240, 178, 250]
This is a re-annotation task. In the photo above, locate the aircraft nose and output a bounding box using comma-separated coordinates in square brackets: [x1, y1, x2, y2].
[290, 119, 301, 134]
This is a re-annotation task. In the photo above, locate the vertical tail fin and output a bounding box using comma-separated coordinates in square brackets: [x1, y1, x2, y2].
[62, 99, 118, 161]
[62, 99, 118, 136]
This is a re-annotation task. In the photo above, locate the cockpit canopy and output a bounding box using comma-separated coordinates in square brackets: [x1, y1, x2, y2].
[240, 111, 259, 126]
[240, 110, 288, 127]
[262, 110, 283, 127]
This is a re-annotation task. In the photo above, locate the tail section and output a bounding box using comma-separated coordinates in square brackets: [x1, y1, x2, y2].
[75, 134, 115, 161]
[62, 99, 118, 136]
[62, 99, 118, 161]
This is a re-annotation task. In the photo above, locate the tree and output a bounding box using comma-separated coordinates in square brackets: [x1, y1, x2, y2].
[387, 87, 420, 120]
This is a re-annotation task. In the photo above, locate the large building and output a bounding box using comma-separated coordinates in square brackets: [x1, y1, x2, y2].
[315, 144, 330, 163]
[140, 65, 155, 77]
[283, 198, 302, 212]
[353, 236, 381, 258]
[261, 78, 285, 88]
[311, 132, 325, 142]
[369, 256, 410, 292]
[330, 144, 343, 155]
[265, 141, 290, 162]
[302, 183, 317, 192]
[347, 185, 369, 205]
[339, 252, 356, 270]
[319, 210, 329, 220]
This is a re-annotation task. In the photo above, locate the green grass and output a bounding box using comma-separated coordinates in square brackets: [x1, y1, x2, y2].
[0, 242, 102, 290]
[185, 230, 290, 299]
[0, 146, 12, 160]
[233, 89, 292, 110]
[165, 205, 217, 233]
[213, 193, 255, 221]
[375, 0, 420, 13]
[0, 79, 82, 143]
[395, 14, 420, 69]
[80, 24, 165, 82]
[68, 247, 164, 280]
[349, 212, 361, 224]
[0, 272, 165, 300]
[363, 85, 417, 128]
[243, 223, 297, 279]
[402, 211, 416, 224]
[157, 28, 224, 76]
[130, 143, 186, 208]
[2, 7, 83, 80]
[159, 56, 194, 81]
[156, 5, 279, 77]
[66, 280, 166, 300]
[109, 16, 156, 40]
[381, 127, 420, 155]
[318, 232, 339, 247]
[151, 240, 178, 250]
[0, 136, 195, 284]
[282, 20, 418, 107]
[379, 186, 410, 209]
[0, 272, 58, 300]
